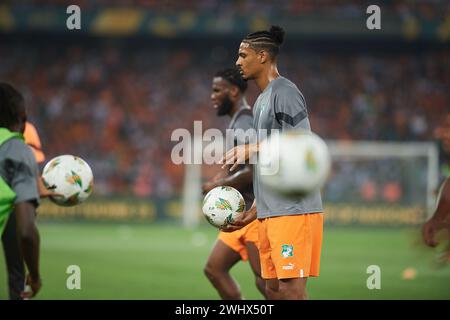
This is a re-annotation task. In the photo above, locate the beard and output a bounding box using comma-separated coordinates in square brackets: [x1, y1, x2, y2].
[216, 95, 233, 116]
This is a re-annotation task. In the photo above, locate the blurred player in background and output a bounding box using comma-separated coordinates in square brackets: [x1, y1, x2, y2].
[202, 68, 266, 299]
[1, 120, 46, 299]
[422, 114, 450, 257]
[0, 83, 42, 299]
[223, 26, 323, 300]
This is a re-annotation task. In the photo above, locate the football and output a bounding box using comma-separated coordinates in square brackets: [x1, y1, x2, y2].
[42, 155, 94, 206]
[202, 186, 246, 228]
[258, 130, 331, 197]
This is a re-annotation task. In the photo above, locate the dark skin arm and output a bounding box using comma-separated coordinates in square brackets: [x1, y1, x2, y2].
[14, 201, 41, 298]
[38, 176, 61, 198]
[202, 165, 253, 195]
[423, 178, 450, 247]
[221, 199, 257, 232]
[202, 170, 228, 194]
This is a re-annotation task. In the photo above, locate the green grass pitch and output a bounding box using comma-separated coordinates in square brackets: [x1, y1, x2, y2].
[0, 222, 449, 299]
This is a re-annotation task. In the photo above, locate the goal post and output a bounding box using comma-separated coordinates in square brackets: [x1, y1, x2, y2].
[326, 140, 440, 222]
[180, 135, 203, 229]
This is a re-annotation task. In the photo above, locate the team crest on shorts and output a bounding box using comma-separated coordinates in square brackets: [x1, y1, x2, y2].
[281, 244, 294, 258]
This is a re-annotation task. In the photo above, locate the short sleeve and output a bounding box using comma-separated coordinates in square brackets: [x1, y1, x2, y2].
[3, 139, 40, 206]
[273, 87, 309, 131]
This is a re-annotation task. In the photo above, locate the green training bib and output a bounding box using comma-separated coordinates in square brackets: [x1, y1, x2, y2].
[0, 128, 24, 234]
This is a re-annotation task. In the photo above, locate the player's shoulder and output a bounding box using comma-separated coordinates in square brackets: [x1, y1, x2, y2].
[1, 137, 27, 152]
[272, 76, 300, 94]
[0, 137, 35, 162]
[236, 107, 253, 119]
[272, 77, 306, 106]
[231, 107, 253, 130]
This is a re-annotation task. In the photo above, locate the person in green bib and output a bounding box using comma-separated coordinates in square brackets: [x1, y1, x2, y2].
[0, 82, 42, 298]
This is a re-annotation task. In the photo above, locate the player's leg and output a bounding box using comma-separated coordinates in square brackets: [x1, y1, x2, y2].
[245, 241, 266, 298]
[1, 211, 25, 300]
[266, 278, 308, 300]
[278, 277, 308, 300]
[265, 278, 280, 300]
[204, 239, 242, 300]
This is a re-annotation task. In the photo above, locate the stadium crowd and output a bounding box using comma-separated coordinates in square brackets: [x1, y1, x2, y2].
[0, 41, 448, 198]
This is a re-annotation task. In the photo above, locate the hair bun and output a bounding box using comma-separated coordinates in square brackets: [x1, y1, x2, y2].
[269, 25, 285, 45]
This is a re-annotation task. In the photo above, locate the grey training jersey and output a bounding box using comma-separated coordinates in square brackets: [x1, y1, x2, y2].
[226, 106, 255, 211]
[253, 77, 323, 218]
[0, 138, 40, 207]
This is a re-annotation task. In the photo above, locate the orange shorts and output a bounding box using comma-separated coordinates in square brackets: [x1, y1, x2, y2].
[258, 213, 323, 279]
[218, 219, 259, 261]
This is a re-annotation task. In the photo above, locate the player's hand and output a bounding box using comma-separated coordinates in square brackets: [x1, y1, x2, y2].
[422, 217, 449, 247]
[221, 207, 257, 233]
[38, 177, 62, 198]
[21, 274, 42, 299]
[221, 143, 258, 172]
[221, 219, 246, 233]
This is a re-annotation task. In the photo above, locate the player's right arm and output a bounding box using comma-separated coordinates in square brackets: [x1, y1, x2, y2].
[14, 201, 41, 298]
[423, 178, 450, 247]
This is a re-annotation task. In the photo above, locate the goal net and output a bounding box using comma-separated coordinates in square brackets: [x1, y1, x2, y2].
[324, 141, 440, 226]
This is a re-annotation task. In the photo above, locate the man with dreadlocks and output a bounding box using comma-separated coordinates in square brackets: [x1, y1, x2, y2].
[222, 26, 324, 300]
[203, 67, 266, 299]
